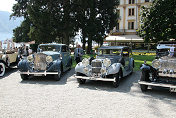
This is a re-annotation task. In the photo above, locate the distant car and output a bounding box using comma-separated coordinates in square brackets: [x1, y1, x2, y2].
[75, 46, 134, 88]
[156, 41, 176, 58]
[139, 48, 176, 92]
[18, 43, 72, 81]
[0, 50, 20, 77]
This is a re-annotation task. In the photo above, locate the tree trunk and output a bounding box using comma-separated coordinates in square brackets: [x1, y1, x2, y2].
[82, 30, 86, 50]
[87, 36, 92, 54]
[63, 33, 70, 46]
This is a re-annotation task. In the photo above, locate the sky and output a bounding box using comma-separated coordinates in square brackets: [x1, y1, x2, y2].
[0, 0, 16, 12]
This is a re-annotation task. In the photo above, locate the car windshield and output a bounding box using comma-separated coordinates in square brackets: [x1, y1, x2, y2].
[98, 49, 121, 55]
[39, 45, 60, 52]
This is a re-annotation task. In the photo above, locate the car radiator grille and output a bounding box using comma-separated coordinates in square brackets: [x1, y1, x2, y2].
[91, 61, 102, 73]
[34, 53, 47, 71]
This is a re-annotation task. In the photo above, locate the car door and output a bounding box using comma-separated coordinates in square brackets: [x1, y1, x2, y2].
[61, 45, 70, 71]
[122, 47, 130, 71]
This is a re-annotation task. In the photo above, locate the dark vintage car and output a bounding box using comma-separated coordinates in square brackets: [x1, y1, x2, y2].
[18, 43, 72, 81]
[139, 48, 176, 92]
[75, 46, 134, 88]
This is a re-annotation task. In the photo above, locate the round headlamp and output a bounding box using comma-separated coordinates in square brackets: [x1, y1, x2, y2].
[100, 67, 107, 74]
[46, 56, 53, 63]
[82, 58, 89, 67]
[152, 59, 160, 69]
[103, 58, 111, 67]
[27, 55, 34, 62]
[83, 67, 89, 74]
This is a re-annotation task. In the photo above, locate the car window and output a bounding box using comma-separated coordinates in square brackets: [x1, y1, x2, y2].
[39, 45, 60, 52]
[98, 49, 121, 55]
[61, 46, 67, 52]
[122, 48, 129, 57]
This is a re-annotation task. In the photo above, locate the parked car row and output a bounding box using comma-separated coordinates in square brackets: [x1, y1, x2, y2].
[1, 42, 176, 93]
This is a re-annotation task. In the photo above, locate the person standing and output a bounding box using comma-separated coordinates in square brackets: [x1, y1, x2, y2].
[74, 44, 84, 64]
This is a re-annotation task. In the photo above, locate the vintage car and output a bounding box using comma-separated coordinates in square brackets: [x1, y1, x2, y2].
[18, 43, 72, 81]
[139, 48, 176, 92]
[156, 41, 176, 58]
[75, 46, 134, 87]
[0, 50, 20, 77]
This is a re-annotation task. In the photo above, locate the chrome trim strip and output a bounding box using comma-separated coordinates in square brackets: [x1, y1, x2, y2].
[74, 75, 116, 82]
[138, 80, 176, 88]
[19, 71, 58, 76]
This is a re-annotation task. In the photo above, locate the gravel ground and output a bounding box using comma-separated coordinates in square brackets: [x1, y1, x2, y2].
[0, 68, 176, 118]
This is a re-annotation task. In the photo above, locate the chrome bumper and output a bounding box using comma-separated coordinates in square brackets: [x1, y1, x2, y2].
[138, 81, 176, 89]
[19, 71, 58, 76]
[74, 75, 116, 82]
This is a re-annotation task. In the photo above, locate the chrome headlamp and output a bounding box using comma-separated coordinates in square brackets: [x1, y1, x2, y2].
[82, 58, 89, 67]
[152, 59, 160, 69]
[27, 55, 34, 62]
[100, 67, 107, 74]
[103, 58, 111, 67]
[83, 67, 89, 74]
[46, 56, 53, 63]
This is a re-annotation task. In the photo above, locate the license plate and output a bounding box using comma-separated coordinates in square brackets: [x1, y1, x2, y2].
[170, 88, 176, 92]
[34, 74, 43, 76]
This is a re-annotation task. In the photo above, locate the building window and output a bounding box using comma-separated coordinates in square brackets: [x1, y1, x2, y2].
[129, 0, 135, 4]
[128, 21, 134, 29]
[145, 0, 149, 2]
[128, 8, 135, 16]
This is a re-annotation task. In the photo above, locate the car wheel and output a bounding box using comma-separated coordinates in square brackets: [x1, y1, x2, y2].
[20, 74, 29, 80]
[0, 62, 5, 77]
[140, 71, 149, 92]
[54, 69, 62, 81]
[113, 72, 121, 88]
[76, 72, 86, 84]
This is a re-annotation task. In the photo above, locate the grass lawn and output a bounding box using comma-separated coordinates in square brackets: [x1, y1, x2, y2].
[71, 54, 156, 71]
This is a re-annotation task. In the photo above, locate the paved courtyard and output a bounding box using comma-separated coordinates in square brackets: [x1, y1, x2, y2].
[0, 68, 176, 118]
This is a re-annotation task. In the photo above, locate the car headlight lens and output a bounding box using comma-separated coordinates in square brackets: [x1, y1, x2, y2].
[82, 58, 89, 67]
[46, 56, 53, 63]
[100, 67, 106, 74]
[152, 59, 160, 69]
[83, 67, 89, 73]
[103, 58, 111, 67]
[27, 55, 34, 62]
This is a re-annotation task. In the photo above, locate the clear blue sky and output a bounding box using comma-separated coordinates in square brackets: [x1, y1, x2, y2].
[0, 0, 16, 12]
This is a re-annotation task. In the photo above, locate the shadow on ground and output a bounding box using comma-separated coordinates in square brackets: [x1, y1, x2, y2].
[0, 68, 18, 79]
[20, 68, 75, 85]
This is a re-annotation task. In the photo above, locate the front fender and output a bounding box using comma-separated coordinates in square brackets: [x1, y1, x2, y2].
[107, 63, 122, 75]
[140, 64, 151, 73]
[47, 60, 62, 72]
[18, 60, 31, 71]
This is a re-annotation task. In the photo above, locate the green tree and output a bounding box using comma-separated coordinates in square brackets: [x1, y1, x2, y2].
[138, 0, 176, 43]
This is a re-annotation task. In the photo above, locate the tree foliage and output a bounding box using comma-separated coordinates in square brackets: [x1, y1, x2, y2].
[138, 0, 176, 43]
[11, 0, 119, 53]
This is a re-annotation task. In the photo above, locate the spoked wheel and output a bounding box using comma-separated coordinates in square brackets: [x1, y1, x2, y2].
[140, 71, 149, 92]
[20, 74, 30, 80]
[54, 69, 62, 81]
[0, 62, 5, 77]
[76, 72, 86, 84]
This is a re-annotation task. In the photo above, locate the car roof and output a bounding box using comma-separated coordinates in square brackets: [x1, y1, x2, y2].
[39, 43, 66, 46]
[98, 46, 128, 50]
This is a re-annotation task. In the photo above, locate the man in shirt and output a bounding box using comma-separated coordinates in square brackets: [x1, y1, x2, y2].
[74, 44, 84, 64]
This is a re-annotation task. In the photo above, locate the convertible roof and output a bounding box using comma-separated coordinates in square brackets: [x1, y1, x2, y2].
[98, 46, 128, 50]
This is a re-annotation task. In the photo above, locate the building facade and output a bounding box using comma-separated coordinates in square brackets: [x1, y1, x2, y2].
[105, 0, 153, 47]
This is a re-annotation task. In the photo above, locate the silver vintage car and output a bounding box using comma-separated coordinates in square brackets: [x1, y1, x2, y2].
[139, 50, 176, 92]
[75, 46, 134, 87]
[18, 43, 72, 81]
